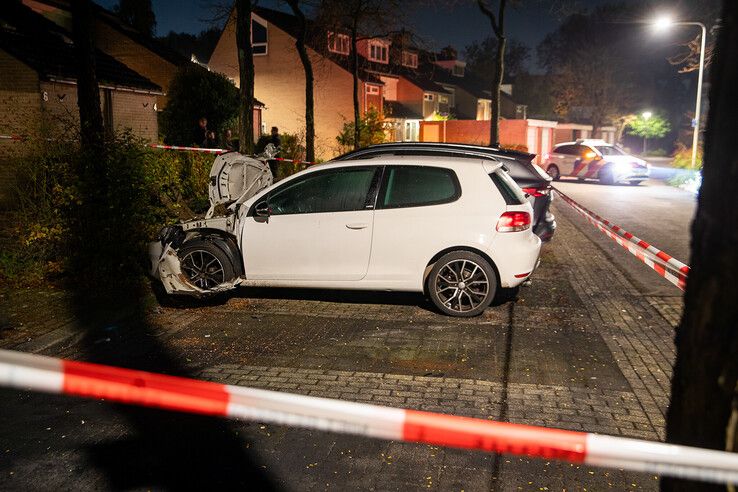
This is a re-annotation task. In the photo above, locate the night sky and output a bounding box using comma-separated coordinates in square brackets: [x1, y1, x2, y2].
[94, 0, 689, 68]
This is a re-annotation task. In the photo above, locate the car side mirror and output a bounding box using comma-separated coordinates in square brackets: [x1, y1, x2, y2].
[254, 201, 271, 222]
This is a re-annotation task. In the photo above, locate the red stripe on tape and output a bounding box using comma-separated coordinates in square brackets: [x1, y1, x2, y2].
[402, 410, 587, 462]
[656, 251, 673, 262]
[62, 361, 230, 416]
[653, 263, 666, 277]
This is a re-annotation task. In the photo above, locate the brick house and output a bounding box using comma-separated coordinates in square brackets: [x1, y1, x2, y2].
[23, 0, 188, 109]
[0, 3, 162, 204]
[209, 7, 385, 159]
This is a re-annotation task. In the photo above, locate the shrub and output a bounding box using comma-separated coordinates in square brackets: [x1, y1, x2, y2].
[1, 132, 215, 287]
[159, 64, 239, 146]
[672, 142, 703, 170]
[335, 108, 386, 154]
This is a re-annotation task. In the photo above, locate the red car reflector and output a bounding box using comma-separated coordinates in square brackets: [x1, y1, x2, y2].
[514, 272, 531, 278]
[522, 187, 547, 197]
[496, 211, 531, 232]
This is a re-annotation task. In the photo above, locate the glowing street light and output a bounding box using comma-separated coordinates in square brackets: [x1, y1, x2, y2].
[652, 16, 706, 169]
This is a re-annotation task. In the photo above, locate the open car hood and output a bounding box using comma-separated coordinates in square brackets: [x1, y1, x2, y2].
[208, 152, 273, 213]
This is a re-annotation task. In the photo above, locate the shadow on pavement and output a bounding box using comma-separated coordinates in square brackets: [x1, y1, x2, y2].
[54, 143, 281, 490]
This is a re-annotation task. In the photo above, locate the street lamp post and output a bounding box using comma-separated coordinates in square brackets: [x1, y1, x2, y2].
[641, 111, 652, 154]
[653, 17, 707, 169]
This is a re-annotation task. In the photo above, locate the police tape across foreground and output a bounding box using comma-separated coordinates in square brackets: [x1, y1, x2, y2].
[1, 349, 736, 485]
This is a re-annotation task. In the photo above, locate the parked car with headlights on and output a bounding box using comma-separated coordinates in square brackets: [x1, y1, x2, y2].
[543, 139, 650, 185]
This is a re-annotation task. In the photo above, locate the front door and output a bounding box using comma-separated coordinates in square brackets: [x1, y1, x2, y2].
[241, 166, 380, 281]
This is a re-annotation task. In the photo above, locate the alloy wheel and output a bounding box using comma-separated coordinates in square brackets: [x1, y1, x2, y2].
[180, 249, 226, 289]
[434, 259, 490, 314]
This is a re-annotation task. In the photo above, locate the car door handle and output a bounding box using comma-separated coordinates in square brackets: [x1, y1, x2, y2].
[346, 223, 369, 230]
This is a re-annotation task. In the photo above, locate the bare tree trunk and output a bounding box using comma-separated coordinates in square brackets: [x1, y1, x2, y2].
[662, 2, 738, 490]
[477, 0, 507, 147]
[286, 0, 315, 162]
[236, 0, 255, 154]
[491, 34, 505, 146]
[351, 24, 361, 150]
[71, 0, 103, 148]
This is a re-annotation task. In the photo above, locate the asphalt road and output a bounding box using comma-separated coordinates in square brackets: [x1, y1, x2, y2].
[552, 178, 698, 296]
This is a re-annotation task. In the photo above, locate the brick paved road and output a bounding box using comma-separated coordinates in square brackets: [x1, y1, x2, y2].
[0, 200, 680, 491]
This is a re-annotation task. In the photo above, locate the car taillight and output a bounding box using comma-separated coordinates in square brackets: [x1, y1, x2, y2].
[496, 211, 531, 232]
[522, 187, 548, 197]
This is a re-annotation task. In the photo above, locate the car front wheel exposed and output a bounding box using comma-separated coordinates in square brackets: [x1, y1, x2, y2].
[427, 251, 497, 317]
[178, 239, 238, 291]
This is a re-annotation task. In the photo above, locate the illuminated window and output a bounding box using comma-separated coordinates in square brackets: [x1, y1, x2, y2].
[368, 41, 389, 63]
[328, 32, 350, 55]
[401, 51, 418, 68]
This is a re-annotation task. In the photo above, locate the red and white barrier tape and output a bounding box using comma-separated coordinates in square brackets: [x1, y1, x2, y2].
[147, 144, 228, 154]
[0, 134, 26, 141]
[1, 349, 736, 484]
[555, 189, 689, 291]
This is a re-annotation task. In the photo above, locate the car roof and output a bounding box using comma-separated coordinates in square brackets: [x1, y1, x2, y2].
[335, 142, 536, 162]
[331, 143, 551, 185]
[313, 154, 500, 172]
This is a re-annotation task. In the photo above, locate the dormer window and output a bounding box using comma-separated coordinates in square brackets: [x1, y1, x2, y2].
[401, 51, 418, 68]
[368, 40, 389, 64]
[328, 32, 350, 55]
[452, 64, 464, 77]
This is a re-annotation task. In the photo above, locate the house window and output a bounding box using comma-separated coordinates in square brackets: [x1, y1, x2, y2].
[368, 41, 389, 64]
[252, 17, 268, 55]
[401, 51, 418, 68]
[438, 95, 448, 104]
[328, 32, 350, 55]
[423, 93, 434, 101]
[452, 64, 464, 77]
[366, 85, 380, 95]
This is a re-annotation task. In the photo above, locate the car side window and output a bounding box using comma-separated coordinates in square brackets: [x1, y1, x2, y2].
[379, 166, 460, 209]
[267, 167, 377, 216]
[554, 145, 572, 155]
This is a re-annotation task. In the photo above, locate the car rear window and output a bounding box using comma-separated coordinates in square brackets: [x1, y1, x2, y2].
[490, 170, 526, 205]
[380, 166, 460, 209]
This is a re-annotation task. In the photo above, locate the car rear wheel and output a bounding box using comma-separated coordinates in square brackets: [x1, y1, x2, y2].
[178, 239, 238, 291]
[427, 251, 497, 317]
[546, 165, 560, 181]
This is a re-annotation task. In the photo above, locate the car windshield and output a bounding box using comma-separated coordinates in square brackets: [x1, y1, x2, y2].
[595, 146, 626, 156]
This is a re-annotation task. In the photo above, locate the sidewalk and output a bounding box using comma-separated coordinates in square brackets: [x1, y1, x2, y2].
[0, 201, 679, 491]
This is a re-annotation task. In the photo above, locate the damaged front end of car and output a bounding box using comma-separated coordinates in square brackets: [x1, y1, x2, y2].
[149, 151, 274, 297]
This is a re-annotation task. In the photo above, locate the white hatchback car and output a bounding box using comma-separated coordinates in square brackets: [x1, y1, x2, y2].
[150, 154, 541, 317]
[544, 139, 650, 185]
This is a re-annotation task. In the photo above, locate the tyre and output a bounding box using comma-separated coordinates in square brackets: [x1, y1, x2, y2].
[599, 167, 615, 185]
[427, 251, 497, 317]
[177, 238, 238, 291]
[546, 165, 560, 181]
[629, 180, 644, 186]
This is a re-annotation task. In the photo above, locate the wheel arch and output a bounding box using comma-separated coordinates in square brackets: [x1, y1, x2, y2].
[422, 246, 501, 296]
[183, 228, 244, 276]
